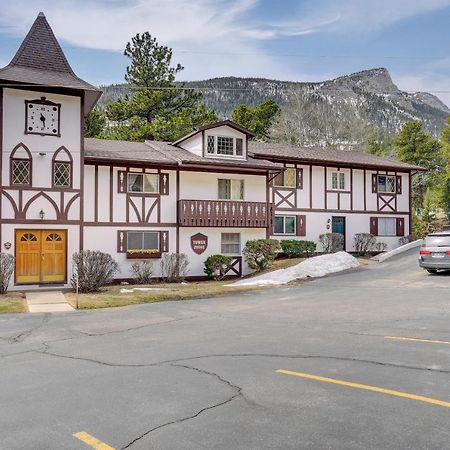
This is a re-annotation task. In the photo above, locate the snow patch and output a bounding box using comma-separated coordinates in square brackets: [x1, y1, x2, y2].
[231, 252, 359, 287]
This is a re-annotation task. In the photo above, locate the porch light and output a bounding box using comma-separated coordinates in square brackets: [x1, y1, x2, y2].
[39, 209, 45, 220]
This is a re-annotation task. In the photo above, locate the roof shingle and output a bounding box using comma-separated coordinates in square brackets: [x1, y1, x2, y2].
[0, 13, 101, 115]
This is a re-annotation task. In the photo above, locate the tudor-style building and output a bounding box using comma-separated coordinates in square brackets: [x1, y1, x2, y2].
[0, 14, 423, 288]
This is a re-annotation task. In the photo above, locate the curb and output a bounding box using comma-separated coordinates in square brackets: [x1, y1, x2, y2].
[372, 239, 423, 263]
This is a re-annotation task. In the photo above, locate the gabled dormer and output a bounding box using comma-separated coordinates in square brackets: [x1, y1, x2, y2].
[172, 120, 255, 160]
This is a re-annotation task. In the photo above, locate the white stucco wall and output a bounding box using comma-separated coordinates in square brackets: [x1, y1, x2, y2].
[180, 171, 266, 202]
[2, 88, 81, 189]
[179, 227, 266, 276]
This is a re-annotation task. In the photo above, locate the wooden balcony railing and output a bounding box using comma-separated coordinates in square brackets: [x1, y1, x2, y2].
[178, 200, 274, 228]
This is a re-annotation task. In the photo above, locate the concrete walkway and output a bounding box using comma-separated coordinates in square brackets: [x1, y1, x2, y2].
[25, 291, 74, 313]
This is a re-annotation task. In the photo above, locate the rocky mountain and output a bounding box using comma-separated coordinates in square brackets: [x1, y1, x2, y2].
[99, 68, 449, 146]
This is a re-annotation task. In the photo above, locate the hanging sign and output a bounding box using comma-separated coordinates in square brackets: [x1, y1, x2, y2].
[191, 233, 208, 255]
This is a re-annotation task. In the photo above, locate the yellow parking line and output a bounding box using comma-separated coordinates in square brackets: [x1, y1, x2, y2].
[385, 336, 450, 345]
[73, 432, 115, 450]
[276, 369, 450, 408]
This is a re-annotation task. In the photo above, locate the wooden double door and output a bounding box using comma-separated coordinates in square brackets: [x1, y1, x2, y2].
[15, 230, 66, 284]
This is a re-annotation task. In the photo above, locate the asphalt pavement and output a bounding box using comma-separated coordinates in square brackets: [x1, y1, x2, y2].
[0, 249, 449, 450]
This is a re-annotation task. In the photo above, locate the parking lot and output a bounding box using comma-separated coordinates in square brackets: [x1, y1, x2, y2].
[0, 249, 449, 449]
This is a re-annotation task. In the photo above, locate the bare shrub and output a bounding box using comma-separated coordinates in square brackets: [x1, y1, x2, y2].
[0, 253, 14, 295]
[354, 233, 377, 255]
[71, 250, 119, 293]
[375, 242, 387, 252]
[318, 233, 344, 253]
[131, 260, 154, 284]
[161, 253, 189, 282]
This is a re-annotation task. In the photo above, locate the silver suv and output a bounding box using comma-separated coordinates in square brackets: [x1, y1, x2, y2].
[419, 231, 450, 273]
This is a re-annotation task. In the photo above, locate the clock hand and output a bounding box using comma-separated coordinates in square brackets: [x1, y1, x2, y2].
[40, 113, 46, 126]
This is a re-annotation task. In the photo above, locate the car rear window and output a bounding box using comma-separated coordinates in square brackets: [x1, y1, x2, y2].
[425, 234, 450, 247]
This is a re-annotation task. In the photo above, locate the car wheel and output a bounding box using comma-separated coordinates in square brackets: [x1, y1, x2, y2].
[427, 269, 438, 274]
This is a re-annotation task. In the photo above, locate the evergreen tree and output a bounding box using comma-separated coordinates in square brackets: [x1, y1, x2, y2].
[439, 116, 450, 217]
[232, 99, 280, 140]
[84, 108, 106, 138]
[394, 121, 444, 207]
[105, 32, 217, 141]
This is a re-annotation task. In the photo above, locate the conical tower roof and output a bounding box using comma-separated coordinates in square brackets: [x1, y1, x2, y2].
[0, 12, 101, 115]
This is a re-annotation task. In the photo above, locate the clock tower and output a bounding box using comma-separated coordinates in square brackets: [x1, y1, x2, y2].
[0, 12, 101, 286]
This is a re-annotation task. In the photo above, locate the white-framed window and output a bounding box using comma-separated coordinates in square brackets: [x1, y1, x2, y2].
[274, 216, 296, 235]
[205, 135, 244, 158]
[218, 179, 244, 200]
[274, 167, 296, 188]
[127, 173, 159, 193]
[378, 217, 396, 236]
[221, 233, 241, 254]
[127, 231, 160, 251]
[377, 175, 396, 193]
[331, 172, 345, 190]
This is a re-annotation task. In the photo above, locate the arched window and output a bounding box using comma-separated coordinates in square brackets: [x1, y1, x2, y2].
[10, 143, 32, 186]
[52, 146, 73, 188]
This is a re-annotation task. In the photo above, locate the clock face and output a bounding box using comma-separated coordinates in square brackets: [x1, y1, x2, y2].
[26, 100, 60, 136]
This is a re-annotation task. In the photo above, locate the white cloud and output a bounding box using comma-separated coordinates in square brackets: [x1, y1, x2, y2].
[0, 0, 448, 102]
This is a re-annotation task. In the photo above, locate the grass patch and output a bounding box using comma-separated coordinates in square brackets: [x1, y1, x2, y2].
[65, 280, 266, 310]
[0, 293, 27, 314]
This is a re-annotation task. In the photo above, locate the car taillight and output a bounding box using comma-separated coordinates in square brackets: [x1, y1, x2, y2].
[446, 250, 450, 256]
[420, 249, 431, 255]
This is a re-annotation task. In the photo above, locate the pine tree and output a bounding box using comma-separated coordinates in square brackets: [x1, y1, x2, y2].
[232, 100, 280, 140]
[394, 121, 444, 207]
[105, 32, 217, 141]
[84, 108, 106, 138]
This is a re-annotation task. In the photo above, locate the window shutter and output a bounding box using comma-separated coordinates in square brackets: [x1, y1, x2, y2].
[370, 217, 378, 236]
[117, 230, 127, 253]
[160, 231, 169, 253]
[159, 173, 169, 195]
[396, 176, 402, 194]
[297, 168, 303, 189]
[296, 215, 306, 236]
[236, 138, 243, 156]
[118, 171, 126, 193]
[372, 174, 377, 193]
[396, 218, 405, 236]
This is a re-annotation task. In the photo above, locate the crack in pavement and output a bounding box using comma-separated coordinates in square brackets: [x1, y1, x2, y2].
[120, 363, 243, 449]
[76, 315, 201, 337]
[32, 349, 450, 374]
[6, 314, 51, 344]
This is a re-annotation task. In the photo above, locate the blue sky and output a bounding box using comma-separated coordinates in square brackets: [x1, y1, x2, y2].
[0, 0, 449, 106]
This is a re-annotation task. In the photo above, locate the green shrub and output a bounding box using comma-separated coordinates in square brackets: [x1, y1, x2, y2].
[280, 240, 317, 258]
[204, 255, 233, 280]
[243, 239, 281, 272]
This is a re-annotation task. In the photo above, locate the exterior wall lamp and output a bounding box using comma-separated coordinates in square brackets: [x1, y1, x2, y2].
[39, 209, 45, 220]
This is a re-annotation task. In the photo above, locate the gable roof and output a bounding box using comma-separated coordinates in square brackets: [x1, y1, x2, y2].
[84, 138, 280, 171]
[172, 120, 256, 146]
[248, 141, 425, 171]
[0, 13, 101, 116]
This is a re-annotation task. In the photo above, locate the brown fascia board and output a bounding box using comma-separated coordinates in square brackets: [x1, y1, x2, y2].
[84, 156, 178, 169]
[248, 153, 426, 172]
[178, 159, 279, 173]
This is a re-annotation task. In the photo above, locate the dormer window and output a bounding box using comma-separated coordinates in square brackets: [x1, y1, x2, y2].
[206, 135, 244, 158]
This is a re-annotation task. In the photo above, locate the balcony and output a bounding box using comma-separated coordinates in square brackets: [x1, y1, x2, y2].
[178, 200, 273, 228]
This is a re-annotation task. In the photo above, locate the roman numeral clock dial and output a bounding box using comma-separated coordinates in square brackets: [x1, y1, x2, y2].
[25, 98, 61, 137]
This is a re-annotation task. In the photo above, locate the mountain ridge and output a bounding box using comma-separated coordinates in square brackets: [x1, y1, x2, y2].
[98, 68, 449, 146]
